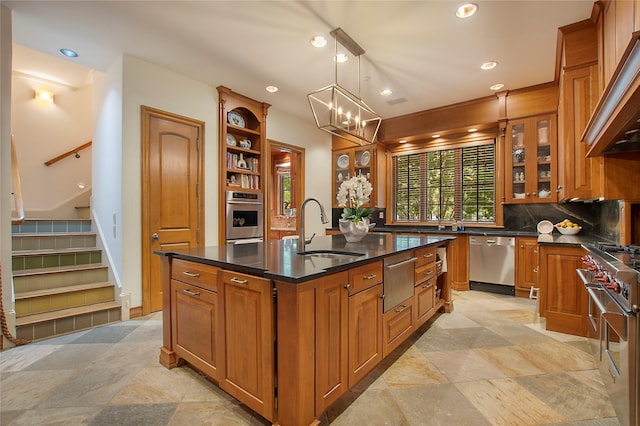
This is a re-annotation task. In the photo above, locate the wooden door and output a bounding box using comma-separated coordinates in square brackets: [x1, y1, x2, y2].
[315, 271, 349, 415]
[142, 106, 204, 314]
[348, 283, 383, 387]
[220, 270, 275, 422]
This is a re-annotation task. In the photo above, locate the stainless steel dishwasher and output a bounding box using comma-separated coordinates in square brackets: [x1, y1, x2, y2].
[469, 235, 515, 295]
[383, 252, 417, 312]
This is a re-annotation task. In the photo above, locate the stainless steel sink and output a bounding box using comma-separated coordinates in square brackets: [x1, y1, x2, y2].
[297, 250, 365, 259]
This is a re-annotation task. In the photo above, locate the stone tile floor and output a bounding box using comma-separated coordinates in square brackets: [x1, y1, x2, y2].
[0, 290, 619, 425]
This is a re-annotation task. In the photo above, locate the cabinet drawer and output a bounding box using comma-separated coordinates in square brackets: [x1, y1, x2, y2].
[415, 262, 436, 285]
[172, 259, 219, 292]
[382, 299, 414, 357]
[348, 261, 383, 295]
[415, 246, 437, 267]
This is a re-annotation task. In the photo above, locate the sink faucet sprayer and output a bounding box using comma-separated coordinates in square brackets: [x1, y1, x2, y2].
[298, 198, 329, 253]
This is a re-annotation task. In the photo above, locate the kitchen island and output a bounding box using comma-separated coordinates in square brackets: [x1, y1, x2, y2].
[156, 233, 454, 425]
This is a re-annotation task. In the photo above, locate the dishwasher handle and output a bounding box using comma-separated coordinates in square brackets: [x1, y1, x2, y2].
[385, 257, 417, 270]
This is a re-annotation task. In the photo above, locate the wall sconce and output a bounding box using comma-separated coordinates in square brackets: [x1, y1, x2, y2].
[35, 89, 55, 103]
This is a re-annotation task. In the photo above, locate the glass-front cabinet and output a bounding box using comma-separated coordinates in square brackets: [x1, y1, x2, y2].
[506, 114, 557, 203]
[332, 146, 375, 208]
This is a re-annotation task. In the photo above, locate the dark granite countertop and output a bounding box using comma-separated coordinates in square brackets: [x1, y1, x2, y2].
[156, 234, 454, 284]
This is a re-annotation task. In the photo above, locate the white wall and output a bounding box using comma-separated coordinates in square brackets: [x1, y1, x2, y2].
[92, 56, 124, 289]
[11, 74, 92, 215]
[1, 5, 15, 347]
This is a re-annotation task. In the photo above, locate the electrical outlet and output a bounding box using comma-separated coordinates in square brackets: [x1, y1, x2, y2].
[378, 211, 384, 219]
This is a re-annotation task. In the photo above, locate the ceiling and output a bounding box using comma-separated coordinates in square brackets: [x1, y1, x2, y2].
[6, 1, 595, 126]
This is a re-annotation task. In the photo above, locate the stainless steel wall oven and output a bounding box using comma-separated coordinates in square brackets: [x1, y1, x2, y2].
[226, 191, 264, 242]
[579, 243, 639, 426]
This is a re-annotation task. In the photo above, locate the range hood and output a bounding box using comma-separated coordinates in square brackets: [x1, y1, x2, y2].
[583, 32, 640, 156]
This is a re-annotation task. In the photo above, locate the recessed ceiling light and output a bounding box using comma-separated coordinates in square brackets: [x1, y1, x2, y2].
[265, 86, 278, 93]
[490, 83, 505, 91]
[432, 134, 441, 138]
[456, 3, 478, 18]
[310, 35, 327, 48]
[380, 89, 393, 96]
[468, 128, 478, 132]
[399, 140, 407, 144]
[481, 61, 498, 70]
[59, 48, 78, 58]
[335, 53, 348, 63]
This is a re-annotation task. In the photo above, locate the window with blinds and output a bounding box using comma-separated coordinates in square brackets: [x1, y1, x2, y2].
[392, 141, 495, 224]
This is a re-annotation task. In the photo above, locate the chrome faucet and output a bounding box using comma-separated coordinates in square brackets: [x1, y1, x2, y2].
[298, 198, 329, 253]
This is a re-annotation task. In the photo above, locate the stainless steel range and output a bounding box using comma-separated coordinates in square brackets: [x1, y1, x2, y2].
[579, 243, 639, 426]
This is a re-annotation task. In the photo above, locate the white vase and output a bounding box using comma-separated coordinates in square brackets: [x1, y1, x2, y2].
[339, 218, 370, 243]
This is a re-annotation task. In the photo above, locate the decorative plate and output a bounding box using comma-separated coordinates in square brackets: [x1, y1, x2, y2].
[226, 134, 236, 146]
[336, 154, 349, 169]
[227, 111, 245, 128]
[360, 151, 370, 166]
[537, 220, 553, 234]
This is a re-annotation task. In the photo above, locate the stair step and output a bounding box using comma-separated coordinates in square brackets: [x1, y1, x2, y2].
[12, 219, 91, 235]
[15, 282, 115, 316]
[12, 248, 102, 271]
[15, 302, 121, 341]
[12, 232, 96, 251]
[13, 264, 109, 293]
[15, 281, 114, 298]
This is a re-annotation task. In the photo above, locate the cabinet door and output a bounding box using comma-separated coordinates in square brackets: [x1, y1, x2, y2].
[348, 283, 383, 387]
[315, 272, 349, 414]
[515, 238, 538, 298]
[415, 278, 435, 327]
[558, 65, 602, 200]
[171, 279, 219, 380]
[506, 115, 557, 203]
[539, 245, 588, 337]
[382, 299, 414, 358]
[220, 271, 275, 422]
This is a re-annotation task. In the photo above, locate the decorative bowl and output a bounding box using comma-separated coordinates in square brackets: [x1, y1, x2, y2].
[555, 225, 581, 235]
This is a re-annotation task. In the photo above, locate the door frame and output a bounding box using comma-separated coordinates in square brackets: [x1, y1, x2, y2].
[266, 140, 305, 239]
[141, 106, 205, 316]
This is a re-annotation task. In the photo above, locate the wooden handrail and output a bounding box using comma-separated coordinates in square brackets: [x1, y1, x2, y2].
[44, 141, 92, 166]
[11, 135, 25, 225]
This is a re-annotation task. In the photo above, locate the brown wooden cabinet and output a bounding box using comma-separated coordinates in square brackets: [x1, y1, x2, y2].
[415, 277, 435, 327]
[217, 86, 270, 243]
[538, 244, 588, 337]
[219, 270, 275, 422]
[505, 114, 557, 203]
[348, 283, 383, 387]
[314, 271, 349, 415]
[382, 298, 414, 358]
[515, 237, 538, 298]
[169, 260, 220, 380]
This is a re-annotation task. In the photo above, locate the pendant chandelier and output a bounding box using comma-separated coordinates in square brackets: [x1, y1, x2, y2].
[307, 28, 382, 146]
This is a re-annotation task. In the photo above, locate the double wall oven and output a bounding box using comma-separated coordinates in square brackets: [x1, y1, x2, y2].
[578, 243, 639, 426]
[226, 191, 264, 242]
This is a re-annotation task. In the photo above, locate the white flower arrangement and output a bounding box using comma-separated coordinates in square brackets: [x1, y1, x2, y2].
[336, 175, 372, 223]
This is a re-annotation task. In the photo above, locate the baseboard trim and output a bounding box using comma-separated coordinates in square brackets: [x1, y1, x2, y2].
[130, 306, 143, 319]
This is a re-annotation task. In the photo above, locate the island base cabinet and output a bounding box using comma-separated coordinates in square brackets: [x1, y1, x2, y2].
[382, 299, 414, 358]
[220, 270, 275, 423]
[415, 278, 435, 328]
[171, 279, 219, 380]
[348, 284, 383, 387]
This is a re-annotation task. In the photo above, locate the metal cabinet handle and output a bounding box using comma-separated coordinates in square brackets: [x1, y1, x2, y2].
[363, 274, 377, 280]
[423, 253, 434, 258]
[230, 277, 249, 285]
[183, 288, 200, 297]
[182, 271, 200, 278]
[344, 283, 351, 291]
[422, 283, 433, 289]
[424, 270, 433, 276]
[395, 304, 409, 313]
[385, 257, 417, 270]
[152, 233, 159, 241]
